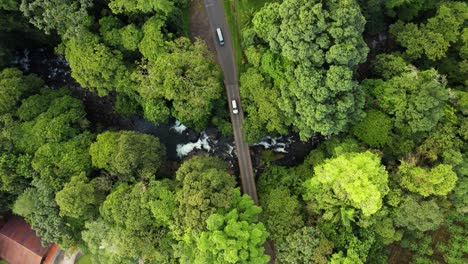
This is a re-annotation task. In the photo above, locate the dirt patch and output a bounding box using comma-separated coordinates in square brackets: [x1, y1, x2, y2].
[388, 243, 412, 264]
[189, 0, 217, 55]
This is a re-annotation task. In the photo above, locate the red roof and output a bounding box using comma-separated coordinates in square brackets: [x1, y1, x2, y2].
[0, 216, 53, 264]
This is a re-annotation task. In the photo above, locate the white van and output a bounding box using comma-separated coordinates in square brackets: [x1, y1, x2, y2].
[231, 100, 239, 114]
[216, 28, 224, 46]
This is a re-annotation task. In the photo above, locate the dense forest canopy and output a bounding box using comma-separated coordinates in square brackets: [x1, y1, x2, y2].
[0, 0, 466, 263]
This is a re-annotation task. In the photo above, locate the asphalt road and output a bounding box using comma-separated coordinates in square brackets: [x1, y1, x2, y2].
[203, 0, 259, 205]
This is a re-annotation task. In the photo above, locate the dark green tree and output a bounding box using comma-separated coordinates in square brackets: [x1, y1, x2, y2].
[20, 0, 92, 36]
[171, 155, 236, 241]
[0, 68, 43, 115]
[276, 226, 334, 264]
[89, 130, 166, 181]
[353, 110, 393, 148]
[259, 186, 304, 242]
[136, 37, 223, 130]
[393, 196, 443, 232]
[32, 132, 93, 191]
[64, 30, 132, 96]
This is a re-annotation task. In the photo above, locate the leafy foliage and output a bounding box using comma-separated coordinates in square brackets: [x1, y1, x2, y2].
[32, 132, 93, 191]
[398, 162, 458, 197]
[172, 155, 236, 240]
[244, 0, 369, 139]
[195, 191, 270, 264]
[136, 37, 222, 130]
[20, 0, 92, 36]
[353, 110, 393, 148]
[389, 2, 468, 61]
[393, 196, 443, 232]
[64, 30, 132, 96]
[89, 130, 166, 181]
[276, 226, 334, 264]
[55, 173, 99, 219]
[304, 151, 389, 220]
[14, 89, 89, 154]
[108, 0, 175, 15]
[0, 68, 43, 115]
[259, 186, 304, 242]
[368, 61, 449, 133]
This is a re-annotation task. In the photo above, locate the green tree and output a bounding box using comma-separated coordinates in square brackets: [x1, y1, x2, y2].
[276, 226, 334, 264]
[0, 68, 43, 115]
[393, 196, 443, 232]
[55, 173, 100, 219]
[389, 2, 468, 61]
[64, 30, 132, 96]
[136, 37, 222, 130]
[0, 0, 18, 10]
[0, 151, 33, 194]
[172, 155, 237, 242]
[138, 16, 167, 61]
[87, 181, 176, 262]
[259, 186, 304, 242]
[253, 0, 368, 66]
[89, 130, 166, 181]
[353, 110, 393, 148]
[385, 0, 438, 21]
[398, 162, 458, 197]
[108, 0, 175, 15]
[20, 0, 92, 36]
[240, 66, 288, 142]
[249, 0, 368, 139]
[304, 151, 389, 221]
[194, 191, 270, 264]
[370, 66, 449, 133]
[120, 24, 143, 51]
[13, 180, 78, 248]
[14, 89, 89, 154]
[99, 16, 143, 52]
[286, 65, 365, 139]
[31, 132, 93, 191]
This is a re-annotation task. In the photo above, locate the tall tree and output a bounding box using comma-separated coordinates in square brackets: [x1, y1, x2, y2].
[393, 196, 443, 232]
[398, 162, 458, 197]
[276, 226, 334, 264]
[136, 37, 223, 130]
[20, 0, 92, 36]
[108, 0, 175, 15]
[248, 0, 368, 139]
[171, 155, 237, 241]
[389, 2, 468, 61]
[194, 190, 270, 264]
[368, 58, 449, 133]
[83, 181, 176, 263]
[64, 30, 132, 96]
[14, 89, 89, 154]
[304, 151, 389, 222]
[259, 186, 304, 242]
[32, 132, 93, 191]
[353, 110, 393, 148]
[89, 131, 166, 181]
[0, 68, 43, 115]
[55, 172, 100, 220]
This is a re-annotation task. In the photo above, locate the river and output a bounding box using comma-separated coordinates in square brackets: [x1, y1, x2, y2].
[10, 48, 318, 170]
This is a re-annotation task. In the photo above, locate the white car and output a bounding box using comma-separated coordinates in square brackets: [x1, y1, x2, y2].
[216, 28, 225, 46]
[231, 100, 239, 114]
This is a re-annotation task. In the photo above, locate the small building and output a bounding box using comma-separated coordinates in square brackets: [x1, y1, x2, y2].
[0, 216, 60, 264]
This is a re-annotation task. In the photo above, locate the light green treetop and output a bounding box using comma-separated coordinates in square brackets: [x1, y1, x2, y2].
[304, 151, 389, 220]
